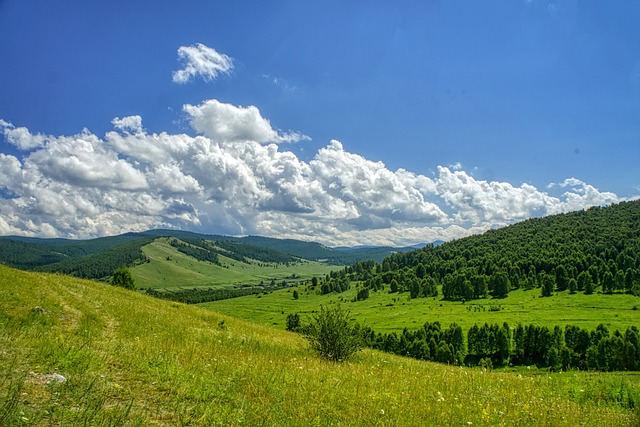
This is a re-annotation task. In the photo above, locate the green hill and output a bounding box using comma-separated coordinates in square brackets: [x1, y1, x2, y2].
[1, 265, 637, 426]
[130, 237, 336, 290]
[0, 229, 416, 283]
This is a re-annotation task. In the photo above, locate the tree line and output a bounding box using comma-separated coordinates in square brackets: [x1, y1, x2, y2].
[287, 314, 640, 372]
[367, 321, 640, 372]
[145, 286, 261, 304]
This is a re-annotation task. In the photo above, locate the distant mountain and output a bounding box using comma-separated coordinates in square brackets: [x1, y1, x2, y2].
[0, 229, 418, 278]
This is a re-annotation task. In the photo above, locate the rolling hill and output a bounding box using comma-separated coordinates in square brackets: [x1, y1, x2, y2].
[0, 229, 419, 282]
[0, 265, 636, 426]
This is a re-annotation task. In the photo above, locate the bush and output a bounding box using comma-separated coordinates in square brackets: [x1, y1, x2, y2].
[303, 304, 363, 362]
[111, 266, 136, 289]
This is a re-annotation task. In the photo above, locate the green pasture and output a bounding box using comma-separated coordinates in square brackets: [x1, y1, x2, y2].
[203, 283, 640, 334]
[1, 265, 637, 426]
[130, 237, 336, 290]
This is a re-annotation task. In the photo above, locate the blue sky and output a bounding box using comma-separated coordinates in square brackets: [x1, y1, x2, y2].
[0, 0, 638, 245]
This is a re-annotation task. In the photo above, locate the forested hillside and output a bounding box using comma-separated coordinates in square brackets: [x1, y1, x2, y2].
[0, 234, 143, 270]
[327, 201, 640, 302]
[35, 237, 155, 279]
[0, 229, 416, 280]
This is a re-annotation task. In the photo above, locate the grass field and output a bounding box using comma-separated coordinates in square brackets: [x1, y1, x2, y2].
[130, 237, 336, 290]
[1, 265, 638, 426]
[203, 282, 640, 334]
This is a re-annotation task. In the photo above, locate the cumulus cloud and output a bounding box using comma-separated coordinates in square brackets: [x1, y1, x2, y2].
[172, 43, 234, 84]
[0, 100, 631, 245]
[112, 116, 143, 134]
[1, 119, 46, 150]
[184, 99, 309, 144]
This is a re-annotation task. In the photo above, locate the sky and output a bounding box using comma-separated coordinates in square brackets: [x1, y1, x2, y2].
[0, 0, 639, 246]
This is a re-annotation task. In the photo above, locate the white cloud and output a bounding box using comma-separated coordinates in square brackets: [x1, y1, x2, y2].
[0, 100, 632, 246]
[184, 99, 310, 144]
[112, 116, 143, 134]
[0, 120, 46, 150]
[172, 43, 234, 84]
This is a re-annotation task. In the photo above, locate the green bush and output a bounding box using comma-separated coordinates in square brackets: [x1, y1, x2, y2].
[111, 266, 136, 289]
[303, 304, 363, 362]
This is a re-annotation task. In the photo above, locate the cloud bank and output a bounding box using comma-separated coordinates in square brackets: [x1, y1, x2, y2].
[0, 100, 627, 245]
[172, 43, 234, 84]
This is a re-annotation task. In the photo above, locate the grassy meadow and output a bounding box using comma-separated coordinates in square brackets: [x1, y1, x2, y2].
[203, 282, 640, 334]
[1, 265, 638, 426]
[130, 237, 336, 290]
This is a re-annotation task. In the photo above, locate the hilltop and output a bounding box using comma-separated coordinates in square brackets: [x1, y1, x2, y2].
[0, 265, 637, 426]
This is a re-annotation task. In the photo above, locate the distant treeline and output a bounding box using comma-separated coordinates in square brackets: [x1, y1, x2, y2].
[169, 237, 299, 265]
[318, 201, 640, 301]
[36, 237, 154, 279]
[215, 240, 299, 264]
[145, 286, 262, 304]
[170, 238, 221, 264]
[358, 321, 640, 372]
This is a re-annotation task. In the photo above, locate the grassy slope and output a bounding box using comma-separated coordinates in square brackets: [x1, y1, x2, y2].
[203, 283, 640, 333]
[131, 238, 336, 290]
[1, 265, 638, 426]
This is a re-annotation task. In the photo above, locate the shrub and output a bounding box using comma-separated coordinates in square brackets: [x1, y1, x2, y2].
[303, 304, 363, 362]
[111, 266, 136, 289]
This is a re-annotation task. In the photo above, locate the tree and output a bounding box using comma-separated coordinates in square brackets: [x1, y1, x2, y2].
[303, 304, 363, 361]
[286, 313, 301, 331]
[390, 279, 399, 293]
[555, 265, 568, 291]
[490, 272, 510, 298]
[541, 272, 554, 297]
[111, 266, 135, 289]
[356, 287, 369, 301]
[416, 263, 426, 279]
[293, 290, 299, 300]
[602, 271, 614, 294]
[577, 270, 591, 292]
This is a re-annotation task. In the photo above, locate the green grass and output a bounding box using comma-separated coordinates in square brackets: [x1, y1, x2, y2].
[1, 265, 638, 426]
[130, 238, 336, 290]
[203, 283, 640, 333]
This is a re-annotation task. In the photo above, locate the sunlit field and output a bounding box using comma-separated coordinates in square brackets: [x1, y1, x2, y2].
[1, 265, 637, 426]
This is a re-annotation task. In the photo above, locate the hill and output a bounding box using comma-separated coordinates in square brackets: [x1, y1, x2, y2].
[0, 265, 637, 426]
[0, 229, 417, 281]
[130, 237, 336, 290]
[310, 200, 640, 304]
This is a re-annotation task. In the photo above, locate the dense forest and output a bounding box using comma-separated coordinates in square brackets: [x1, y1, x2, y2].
[359, 321, 640, 372]
[36, 237, 155, 279]
[318, 201, 640, 302]
[0, 234, 143, 270]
